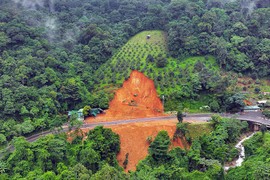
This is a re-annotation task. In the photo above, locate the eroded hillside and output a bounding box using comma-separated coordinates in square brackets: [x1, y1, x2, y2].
[86, 70, 164, 122]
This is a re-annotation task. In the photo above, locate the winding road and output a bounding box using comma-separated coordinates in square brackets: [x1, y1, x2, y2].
[15, 111, 270, 143]
[1, 112, 269, 156]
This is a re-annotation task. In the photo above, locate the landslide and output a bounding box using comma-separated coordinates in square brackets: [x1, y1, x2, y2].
[109, 120, 188, 171]
[82, 119, 188, 172]
[85, 70, 165, 122]
[81, 119, 211, 171]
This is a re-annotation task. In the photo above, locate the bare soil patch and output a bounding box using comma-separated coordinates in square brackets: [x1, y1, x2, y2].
[85, 70, 165, 123]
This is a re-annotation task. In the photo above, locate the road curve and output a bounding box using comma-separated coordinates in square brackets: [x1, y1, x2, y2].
[9, 112, 270, 143]
[1, 112, 269, 157]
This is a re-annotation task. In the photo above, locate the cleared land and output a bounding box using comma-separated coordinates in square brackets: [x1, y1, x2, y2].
[85, 70, 165, 123]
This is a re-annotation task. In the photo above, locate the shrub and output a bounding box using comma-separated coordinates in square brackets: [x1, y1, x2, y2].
[209, 100, 220, 112]
[254, 87, 261, 94]
[0, 134, 7, 145]
[156, 56, 168, 68]
[177, 111, 184, 123]
[83, 106, 92, 116]
[123, 153, 129, 169]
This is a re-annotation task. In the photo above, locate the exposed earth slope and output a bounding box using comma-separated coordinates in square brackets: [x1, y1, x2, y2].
[86, 70, 164, 122]
[110, 119, 187, 171]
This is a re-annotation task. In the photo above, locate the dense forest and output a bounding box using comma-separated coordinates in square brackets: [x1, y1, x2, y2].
[0, 0, 270, 179]
[0, 116, 259, 179]
[1, 116, 269, 179]
[0, 0, 270, 140]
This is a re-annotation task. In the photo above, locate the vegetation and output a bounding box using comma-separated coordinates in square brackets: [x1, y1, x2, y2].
[0, 0, 268, 141]
[262, 110, 270, 118]
[174, 122, 189, 142]
[0, 126, 124, 179]
[226, 132, 270, 180]
[82, 106, 92, 117]
[186, 123, 213, 140]
[0, 0, 270, 178]
[177, 110, 184, 123]
[0, 116, 262, 179]
[133, 116, 248, 179]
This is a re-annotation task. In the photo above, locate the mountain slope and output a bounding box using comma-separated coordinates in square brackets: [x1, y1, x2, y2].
[92, 30, 224, 110]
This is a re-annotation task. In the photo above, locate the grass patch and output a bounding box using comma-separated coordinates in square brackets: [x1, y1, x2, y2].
[187, 122, 213, 140]
[165, 94, 218, 113]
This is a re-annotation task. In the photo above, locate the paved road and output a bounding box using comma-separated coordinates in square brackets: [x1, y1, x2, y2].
[15, 112, 270, 143]
[1, 112, 269, 157]
[9, 112, 270, 143]
[223, 112, 270, 126]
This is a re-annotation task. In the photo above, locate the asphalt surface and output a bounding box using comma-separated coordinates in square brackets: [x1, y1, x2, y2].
[9, 112, 270, 143]
[1, 112, 269, 157]
[13, 112, 270, 143]
[223, 111, 270, 126]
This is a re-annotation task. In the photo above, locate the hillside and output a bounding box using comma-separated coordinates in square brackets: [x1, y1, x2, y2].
[85, 70, 164, 122]
[93, 29, 270, 112]
[93, 30, 227, 111]
[109, 120, 187, 171]
[0, 0, 269, 142]
[1, 0, 270, 179]
[94, 30, 219, 93]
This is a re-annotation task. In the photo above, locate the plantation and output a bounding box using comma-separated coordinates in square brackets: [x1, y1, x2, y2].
[93, 30, 225, 111]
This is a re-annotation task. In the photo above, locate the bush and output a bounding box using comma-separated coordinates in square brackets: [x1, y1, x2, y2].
[156, 56, 168, 68]
[209, 100, 220, 112]
[0, 134, 7, 145]
[254, 87, 261, 94]
[83, 106, 91, 116]
[174, 123, 189, 140]
[123, 153, 129, 169]
[177, 111, 184, 123]
[146, 136, 153, 144]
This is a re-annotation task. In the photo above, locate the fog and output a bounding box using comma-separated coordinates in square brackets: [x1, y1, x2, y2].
[207, 0, 260, 14]
[10, 0, 75, 43]
[12, 0, 55, 12]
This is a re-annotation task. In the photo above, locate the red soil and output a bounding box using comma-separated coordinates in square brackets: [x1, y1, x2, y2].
[244, 99, 252, 106]
[82, 119, 189, 172]
[110, 120, 188, 171]
[85, 70, 165, 123]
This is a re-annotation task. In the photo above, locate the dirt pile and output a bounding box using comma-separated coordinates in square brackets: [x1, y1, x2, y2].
[108, 120, 189, 171]
[81, 118, 198, 171]
[86, 70, 164, 122]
